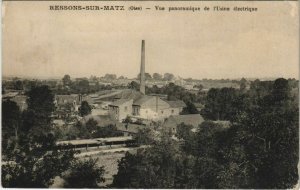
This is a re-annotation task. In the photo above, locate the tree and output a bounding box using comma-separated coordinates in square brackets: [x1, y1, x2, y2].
[113, 134, 197, 188]
[2, 100, 21, 153]
[72, 121, 88, 139]
[192, 121, 226, 188]
[92, 124, 123, 138]
[180, 101, 199, 114]
[176, 123, 197, 155]
[218, 78, 299, 188]
[134, 128, 155, 145]
[137, 73, 152, 80]
[248, 78, 298, 188]
[77, 79, 90, 94]
[86, 118, 98, 134]
[62, 75, 71, 86]
[201, 87, 245, 121]
[63, 158, 105, 188]
[272, 78, 290, 102]
[79, 101, 91, 116]
[249, 79, 273, 100]
[128, 81, 140, 90]
[112, 152, 143, 188]
[23, 85, 55, 140]
[2, 84, 5, 94]
[163, 73, 175, 81]
[14, 80, 24, 90]
[2, 85, 77, 188]
[240, 78, 247, 92]
[193, 84, 204, 91]
[153, 73, 162, 80]
[104, 74, 117, 80]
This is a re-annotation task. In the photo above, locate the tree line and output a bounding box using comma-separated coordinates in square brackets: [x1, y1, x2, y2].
[2, 78, 298, 188]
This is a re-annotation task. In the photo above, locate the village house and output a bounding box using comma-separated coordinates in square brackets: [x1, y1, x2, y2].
[54, 94, 82, 111]
[53, 94, 83, 120]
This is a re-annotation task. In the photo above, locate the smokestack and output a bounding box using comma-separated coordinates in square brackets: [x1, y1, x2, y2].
[140, 40, 146, 94]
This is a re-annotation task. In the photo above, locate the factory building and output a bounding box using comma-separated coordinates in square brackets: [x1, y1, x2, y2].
[108, 40, 185, 122]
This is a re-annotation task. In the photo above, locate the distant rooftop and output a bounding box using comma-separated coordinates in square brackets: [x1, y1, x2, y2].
[166, 100, 186, 108]
[132, 96, 154, 106]
[109, 99, 132, 107]
[168, 114, 204, 128]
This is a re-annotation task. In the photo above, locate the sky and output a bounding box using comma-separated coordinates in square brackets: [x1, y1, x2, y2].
[2, 1, 299, 80]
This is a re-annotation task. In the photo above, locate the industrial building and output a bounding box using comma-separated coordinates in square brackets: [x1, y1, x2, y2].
[108, 40, 186, 122]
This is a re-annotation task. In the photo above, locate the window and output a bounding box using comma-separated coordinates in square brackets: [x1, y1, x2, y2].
[133, 106, 140, 115]
[161, 110, 164, 114]
[171, 109, 174, 114]
[124, 106, 127, 111]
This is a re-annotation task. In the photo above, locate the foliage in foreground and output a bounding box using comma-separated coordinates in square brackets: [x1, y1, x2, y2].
[2, 86, 106, 188]
[112, 78, 299, 189]
[63, 158, 105, 188]
[1, 86, 76, 187]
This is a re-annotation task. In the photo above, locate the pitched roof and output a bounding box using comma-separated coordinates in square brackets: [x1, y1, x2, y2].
[166, 100, 186, 108]
[95, 136, 133, 143]
[114, 89, 143, 101]
[94, 89, 143, 102]
[57, 136, 133, 146]
[109, 99, 132, 107]
[132, 96, 154, 106]
[95, 90, 124, 100]
[168, 114, 204, 128]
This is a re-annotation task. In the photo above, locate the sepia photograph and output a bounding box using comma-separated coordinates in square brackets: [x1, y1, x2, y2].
[1, 0, 299, 188]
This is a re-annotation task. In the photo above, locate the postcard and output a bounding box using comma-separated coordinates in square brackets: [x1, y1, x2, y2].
[2, 0, 299, 188]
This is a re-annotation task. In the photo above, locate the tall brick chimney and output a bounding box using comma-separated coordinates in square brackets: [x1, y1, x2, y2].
[140, 40, 146, 94]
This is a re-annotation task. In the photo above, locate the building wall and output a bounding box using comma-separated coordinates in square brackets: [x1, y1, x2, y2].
[138, 97, 169, 120]
[132, 105, 140, 116]
[118, 100, 133, 121]
[134, 97, 184, 121]
[139, 108, 159, 121]
[109, 100, 133, 121]
[157, 107, 182, 120]
[91, 108, 109, 116]
[109, 96, 184, 122]
[109, 106, 119, 121]
[139, 97, 169, 111]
